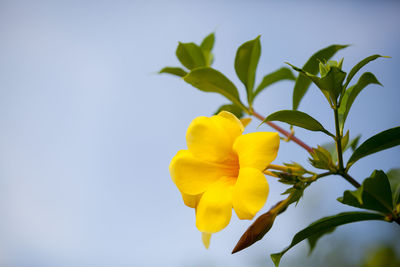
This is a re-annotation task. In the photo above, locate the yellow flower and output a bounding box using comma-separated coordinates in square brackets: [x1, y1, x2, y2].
[169, 111, 280, 235]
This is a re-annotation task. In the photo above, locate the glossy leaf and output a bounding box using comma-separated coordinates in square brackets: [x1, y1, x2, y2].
[235, 36, 261, 104]
[347, 127, 400, 169]
[159, 67, 187, 77]
[338, 170, 393, 213]
[214, 104, 244, 119]
[183, 67, 246, 110]
[387, 168, 400, 206]
[292, 44, 348, 110]
[270, 212, 386, 267]
[344, 55, 387, 89]
[252, 67, 296, 101]
[176, 42, 206, 70]
[339, 72, 382, 130]
[263, 110, 332, 136]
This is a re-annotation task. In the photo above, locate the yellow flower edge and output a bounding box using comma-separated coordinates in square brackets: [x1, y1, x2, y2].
[169, 111, 280, 237]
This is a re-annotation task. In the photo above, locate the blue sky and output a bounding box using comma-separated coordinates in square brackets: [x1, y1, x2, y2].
[0, 1, 399, 266]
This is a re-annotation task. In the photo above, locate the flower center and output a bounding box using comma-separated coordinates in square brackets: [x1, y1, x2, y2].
[222, 152, 240, 178]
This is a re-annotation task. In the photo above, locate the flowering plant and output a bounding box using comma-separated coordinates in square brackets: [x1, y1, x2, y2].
[161, 33, 400, 266]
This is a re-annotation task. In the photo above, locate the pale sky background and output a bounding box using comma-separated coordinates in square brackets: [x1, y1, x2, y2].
[0, 1, 399, 267]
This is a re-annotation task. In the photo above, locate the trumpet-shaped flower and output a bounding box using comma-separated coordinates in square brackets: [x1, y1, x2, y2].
[169, 111, 280, 235]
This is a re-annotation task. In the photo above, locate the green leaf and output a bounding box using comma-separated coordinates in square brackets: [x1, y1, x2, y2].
[348, 134, 361, 152]
[176, 42, 206, 70]
[339, 72, 382, 130]
[309, 145, 335, 171]
[235, 36, 261, 104]
[344, 54, 387, 89]
[338, 170, 393, 213]
[263, 110, 332, 136]
[307, 227, 336, 255]
[347, 127, 400, 169]
[292, 44, 348, 110]
[363, 170, 393, 211]
[252, 67, 296, 101]
[200, 33, 215, 66]
[200, 32, 215, 52]
[159, 67, 188, 77]
[214, 104, 244, 119]
[286, 63, 331, 104]
[322, 134, 360, 163]
[183, 67, 246, 110]
[341, 130, 350, 150]
[387, 168, 400, 206]
[319, 66, 346, 102]
[321, 142, 337, 162]
[270, 212, 386, 267]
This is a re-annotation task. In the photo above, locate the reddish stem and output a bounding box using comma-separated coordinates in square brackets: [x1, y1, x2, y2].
[252, 110, 313, 153]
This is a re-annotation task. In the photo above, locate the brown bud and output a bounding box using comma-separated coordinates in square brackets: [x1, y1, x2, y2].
[232, 201, 282, 254]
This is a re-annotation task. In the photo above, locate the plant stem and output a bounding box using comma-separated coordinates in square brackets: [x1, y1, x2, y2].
[341, 172, 361, 188]
[252, 110, 313, 153]
[315, 171, 333, 180]
[333, 107, 361, 188]
[263, 170, 279, 177]
[334, 108, 345, 171]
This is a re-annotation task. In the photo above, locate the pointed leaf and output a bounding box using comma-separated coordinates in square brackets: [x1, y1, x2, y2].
[183, 67, 246, 110]
[322, 134, 361, 163]
[341, 130, 350, 150]
[200, 33, 215, 66]
[339, 72, 382, 130]
[319, 66, 346, 102]
[344, 55, 387, 89]
[292, 44, 348, 110]
[235, 36, 261, 104]
[287, 63, 331, 103]
[338, 170, 393, 213]
[252, 67, 296, 101]
[263, 110, 332, 136]
[307, 227, 336, 254]
[347, 127, 400, 169]
[176, 42, 206, 70]
[348, 134, 361, 152]
[200, 32, 215, 52]
[159, 67, 188, 77]
[387, 168, 400, 206]
[270, 212, 386, 267]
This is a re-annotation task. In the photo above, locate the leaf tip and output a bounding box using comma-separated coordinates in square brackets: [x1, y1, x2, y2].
[270, 253, 282, 267]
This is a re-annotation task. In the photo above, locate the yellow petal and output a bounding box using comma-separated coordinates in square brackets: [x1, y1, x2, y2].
[196, 177, 235, 233]
[232, 167, 269, 220]
[181, 192, 202, 208]
[240, 117, 252, 128]
[170, 150, 232, 195]
[233, 132, 280, 171]
[217, 111, 245, 132]
[202, 232, 212, 249]
[186, 112, 243, 163]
